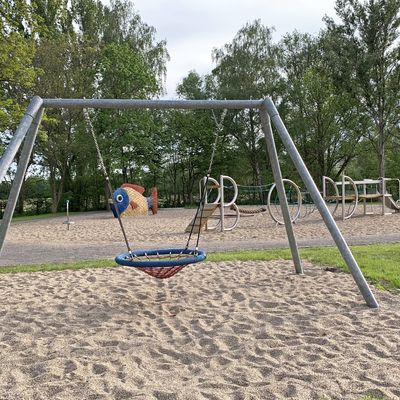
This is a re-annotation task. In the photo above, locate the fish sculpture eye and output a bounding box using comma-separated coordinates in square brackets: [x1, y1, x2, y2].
[116, 194, 124, 203]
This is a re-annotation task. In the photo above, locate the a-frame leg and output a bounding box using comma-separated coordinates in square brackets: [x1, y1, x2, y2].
[260, 108, 303, 274]
[0, 96, 43, 182]
[0, 108, 44, 255]
[263, 98, 378, 308]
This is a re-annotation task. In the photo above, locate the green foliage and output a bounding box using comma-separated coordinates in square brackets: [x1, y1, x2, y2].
[177, 70, 208, 100]
[212, 19, 281, 99]
[1, 0, 399, 214]
[157, 108, 216, 206]
[324, 0, 400, 178]
[99, 42, 158, 98]
[32, 0, 75, 37]
[211, 20, 281, 188]
[72, 0, 104, 42]
[23, 176, 51, 198]
[0, 0, 39, 132]
[12, 0, 169, 212]
[279, 31, 367, 183]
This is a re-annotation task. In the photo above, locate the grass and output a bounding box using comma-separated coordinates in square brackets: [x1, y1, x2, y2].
[4, 209, 99, 222]
[302, 244, 400, 290]
[359, 396, 389, 400]
[0, 259, 113, 274]
[208, 243, 400, 291]
[320, 396, 389, 400]
[10, 212, 75, 222]
[1, 243, 399, 292]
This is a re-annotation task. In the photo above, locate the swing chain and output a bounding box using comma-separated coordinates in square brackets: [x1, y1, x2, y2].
[185, 109, 228, 251]
[83, 109, 134, 258]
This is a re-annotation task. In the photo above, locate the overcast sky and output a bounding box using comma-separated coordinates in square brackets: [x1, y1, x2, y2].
[130, 0, 337, 98]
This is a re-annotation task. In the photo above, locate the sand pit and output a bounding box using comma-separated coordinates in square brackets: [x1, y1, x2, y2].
[0, 260, 399, 399]
[1, 207, 400, 399]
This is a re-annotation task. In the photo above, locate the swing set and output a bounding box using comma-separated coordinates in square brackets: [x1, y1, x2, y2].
[0, 97, 379, 308]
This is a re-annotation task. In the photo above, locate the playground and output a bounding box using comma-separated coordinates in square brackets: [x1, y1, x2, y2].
[2, 0, 400, 397]
[1, 93, 400, 398]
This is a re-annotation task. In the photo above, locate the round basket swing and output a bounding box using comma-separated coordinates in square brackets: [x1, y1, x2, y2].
[84, 108, 226, 279]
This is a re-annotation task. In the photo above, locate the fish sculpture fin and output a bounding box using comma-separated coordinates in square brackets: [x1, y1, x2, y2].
[122, 183, 145, 195]
[130, 201, 139, 210]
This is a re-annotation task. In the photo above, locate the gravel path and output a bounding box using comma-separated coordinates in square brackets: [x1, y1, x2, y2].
[1, 207, 400, 266]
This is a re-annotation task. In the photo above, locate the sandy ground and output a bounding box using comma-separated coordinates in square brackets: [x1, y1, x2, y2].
[0, 260, 399, 399]
[1, 206, 400, 399]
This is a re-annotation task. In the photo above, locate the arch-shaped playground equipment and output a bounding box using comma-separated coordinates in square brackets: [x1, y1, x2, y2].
[323, 175, 359, 220]
[0, 97, 378, 308]
[267, 179, 302, 224]
[322, 174, 400, 220]
[196, 174, 241, 232]
[187, 175, 303, 231]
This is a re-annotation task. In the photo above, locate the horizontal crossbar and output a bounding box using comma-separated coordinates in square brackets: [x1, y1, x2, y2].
[42, 98, 264, 110]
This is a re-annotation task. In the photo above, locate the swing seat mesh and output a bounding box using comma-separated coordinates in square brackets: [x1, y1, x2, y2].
[115, 248, 206, 279]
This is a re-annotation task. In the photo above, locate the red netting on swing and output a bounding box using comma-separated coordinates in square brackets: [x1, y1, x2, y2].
[138, 265, 187, 279]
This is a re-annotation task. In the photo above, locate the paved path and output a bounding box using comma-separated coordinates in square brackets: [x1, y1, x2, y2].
[1, 232, 400, 266]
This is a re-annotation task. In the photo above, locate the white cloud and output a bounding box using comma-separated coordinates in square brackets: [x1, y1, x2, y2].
[130, 0, 337, 97]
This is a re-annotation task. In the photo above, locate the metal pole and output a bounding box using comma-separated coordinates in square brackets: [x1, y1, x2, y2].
[260, 107, 303, 274]
[264, 98, 378, 308]
[342, 173, 345, 221]
[363, 182, 367, 215]
[381, 177, 385, 216]
[0, 96, 43, 183]
[220, 175, 225, 232]
[63, 200, 75, 231]
[0, 108, 44, 255]
[66, 200, 70, 230]
[43, 98, 263, 110]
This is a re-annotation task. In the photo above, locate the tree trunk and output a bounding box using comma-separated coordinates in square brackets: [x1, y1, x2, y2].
[49, 167, 66, 213]
[378, 129, 385, 180]
[104, 180, 111, 211]
[51, 183, 64, 213]
[16, 180, 25, 215]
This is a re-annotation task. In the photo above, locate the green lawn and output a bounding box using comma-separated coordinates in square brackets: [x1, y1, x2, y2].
[7, 212, 72, 222]
[321, 396, 389, 400]
[208, 244, 400, 291]
[9, 211, 85, 222]
[1, 243, 399, 292]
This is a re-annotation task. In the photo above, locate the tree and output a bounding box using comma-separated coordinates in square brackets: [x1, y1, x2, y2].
[33, 34, 98, 212]
[154, 71, 216, 206]
[100, 0, 169, 91]
[94, 42, 160, 200]
[324, 0, 400, 179]
[90, 0, 169, 195]
[211, 20, 281, 188]
[279, 31, 368, 184]
[0, 0, 42, 213]
[0, 0, 38, 134]
[30, 0, 169, 211]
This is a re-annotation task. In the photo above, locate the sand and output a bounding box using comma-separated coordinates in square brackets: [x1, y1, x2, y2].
[1, 206, 400, 399]
[0, 260, 399, 399]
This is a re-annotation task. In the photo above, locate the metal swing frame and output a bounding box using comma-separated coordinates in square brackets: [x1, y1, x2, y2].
[0, 96, 378, 307]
